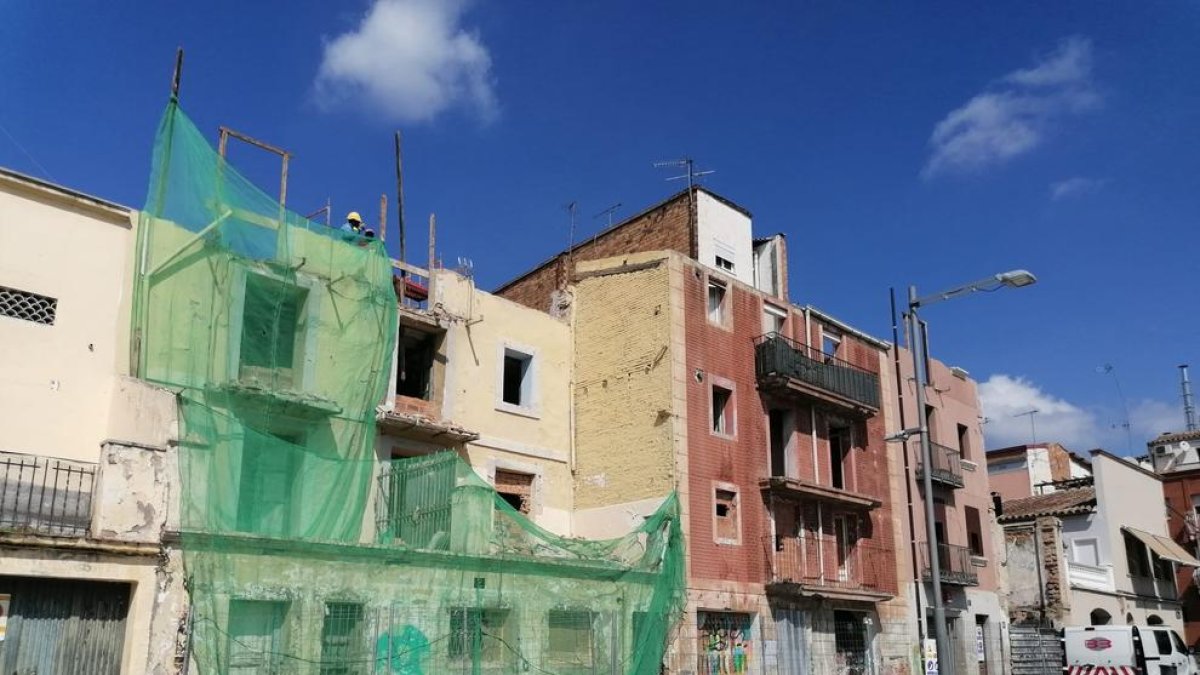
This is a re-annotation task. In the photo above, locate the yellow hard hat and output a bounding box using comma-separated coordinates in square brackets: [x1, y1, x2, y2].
[347, 211, 362, 223]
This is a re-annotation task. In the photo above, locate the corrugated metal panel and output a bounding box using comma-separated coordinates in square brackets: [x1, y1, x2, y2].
[0, 575, 130, 675]
[1010, 625, 1063, 675]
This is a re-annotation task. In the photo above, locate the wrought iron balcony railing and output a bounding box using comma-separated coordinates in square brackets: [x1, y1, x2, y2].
[753, 333, 881, 412]
[915, 442, 965, 489]
[0, 452, 95, 537]
[918, 541, 978, 586]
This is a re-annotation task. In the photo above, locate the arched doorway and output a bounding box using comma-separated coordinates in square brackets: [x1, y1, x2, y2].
[1147, 614, 1164, 625]
[1089, 608, 1112, 625]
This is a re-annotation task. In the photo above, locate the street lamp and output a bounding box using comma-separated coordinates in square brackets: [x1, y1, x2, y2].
[904, 269, 1036, 675]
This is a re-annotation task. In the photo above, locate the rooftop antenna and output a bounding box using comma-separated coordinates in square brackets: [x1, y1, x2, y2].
[1181, 364, 1197, 431]
[563, 201, 578, 287]
[593, 202, 622, 229]
[1097, 364, 1133, 452]
[653, 158, 714, 192]
[1014, 408, 1040, 444]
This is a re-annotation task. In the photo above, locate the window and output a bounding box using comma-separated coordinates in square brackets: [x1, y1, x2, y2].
[768, 409, 792, 477]
[501, 348, 533, 408]
[494, 469, 534, 514]
[965, 506, 984, 556]
[320, 603, 366, 674]
[957, 423, 970, 459]
[237, 429, 302, 537]
[834, 515, 857, 581]
[924, 405, 937, 442]
[697, 612, 753, 675]
[547, 610, 594, 669]
[713, 486, 740, 544]
[822, 330, 842, 360]
[1153, 628, 1173, 654]
[828, 423, 851, 490]
[1124, 531, 1151, 577]
[396, 326, 438, 399]
[707, 279, 728, 325]
[1153, 553, 1174, 581]
[0, 285, 57, 325]
[239, 273, 310, 390]
[762, 304, 787, 336]
[227, 600, 288, 673]
[711, 384, 733, 436]
[450, 608, 514, 667]
[715, 255, 735, 272]
[1071, 538, 1100, 566]
[833, 611, 868, 673]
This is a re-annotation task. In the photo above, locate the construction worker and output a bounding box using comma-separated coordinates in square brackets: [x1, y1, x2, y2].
[340, 211, 376, 240]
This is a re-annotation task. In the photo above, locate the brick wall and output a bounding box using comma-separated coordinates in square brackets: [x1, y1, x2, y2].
[1163, 472, 1200, 648]
[497, 193, 692, 312]
[572, 260, 676, 509]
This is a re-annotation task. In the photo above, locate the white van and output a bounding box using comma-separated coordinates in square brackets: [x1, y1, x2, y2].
[1064, 625, 1197, 674]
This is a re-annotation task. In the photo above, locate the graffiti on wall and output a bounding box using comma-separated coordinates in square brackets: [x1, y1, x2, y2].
[698, 611, 753, 674]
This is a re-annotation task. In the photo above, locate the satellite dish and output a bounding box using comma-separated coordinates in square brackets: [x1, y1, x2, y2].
[1181, 441, 1192, 451]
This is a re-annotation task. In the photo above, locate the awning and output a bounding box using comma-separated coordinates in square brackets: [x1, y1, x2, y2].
[1123, 527, 1200, 567]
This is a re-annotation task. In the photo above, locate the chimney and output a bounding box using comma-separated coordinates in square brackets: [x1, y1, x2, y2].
[1181, 364, 1197, 432]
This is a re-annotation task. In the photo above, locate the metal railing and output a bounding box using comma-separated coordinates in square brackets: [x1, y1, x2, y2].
[918, 541, 978, 585]
[753, 333, 881, 410]
[763, 535, 889, 593]
[0, 453, 95, 537]
[375, 454, 455, 549]
[916, 442, 965, 488]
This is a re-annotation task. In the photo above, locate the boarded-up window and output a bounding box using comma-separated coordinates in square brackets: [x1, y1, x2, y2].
[714, 487, 740, 544]
[547, 610, 593, 669]
[495, 469, 534, 514]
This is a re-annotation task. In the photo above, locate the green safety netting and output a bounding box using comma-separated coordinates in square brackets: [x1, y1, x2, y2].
[131, 101, 685, 674]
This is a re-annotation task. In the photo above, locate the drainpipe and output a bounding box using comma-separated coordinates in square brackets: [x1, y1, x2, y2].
[891, 288, 925, 644]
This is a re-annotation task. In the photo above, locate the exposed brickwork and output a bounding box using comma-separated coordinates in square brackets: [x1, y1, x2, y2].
[392, 394, 438, 419]
[1161, 470, 1200, 648]
[572, 261, 676, 508]
[497, 194, 692, 311]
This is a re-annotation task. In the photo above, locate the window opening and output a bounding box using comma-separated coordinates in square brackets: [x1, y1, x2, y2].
[712, 385, 733, 435]
[494, 469, 534, 514]
[237, 429, 303, 536]
[1124, 531, 1151, 577]
[957, 423, 970, 459]
[707, 280, 727, 325]
[821, 330, 842, 360]
[829, 423, 851, 489]
[501, 349, 533, 407]
[0, 285, 57, 325]
[715, 255, 735, 272]
[834, 515, 857, 581]
[450, 608, 514, 667]
[320, 603, 366, 674]
[697, 611, 753, 675]
[227, 600, 288, 673]
[714, 488, 740, 544]
[762, 305, 787, 336]
[833, 611, 868, 673]
[240, 273, 308, 390]
[769, 409, 789, 477]
[965, 506, 984, 556]
[547, 610, 594, 669]
[396, 327, 437, 400]
[924, 405, 937, 443]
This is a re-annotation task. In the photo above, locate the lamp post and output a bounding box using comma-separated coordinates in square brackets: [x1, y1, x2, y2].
[905, 269, 1037, 675]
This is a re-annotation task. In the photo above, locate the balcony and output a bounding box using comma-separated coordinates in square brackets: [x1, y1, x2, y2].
[753, 333, 880, 416]
[763, 535, 893, 601]
[759, 476, 881, 511]
[915, 442, 965, 489]
[0, 452, 95, 537]
[918, 542, 978, 586]
[1067, 561, 1114, 592]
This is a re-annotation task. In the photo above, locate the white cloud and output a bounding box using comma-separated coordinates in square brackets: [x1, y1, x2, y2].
[978, 373, 1185, 455]
[314, 0, 497, 123]
[1050, 176, 1106, 200]
[922, 37, 1100, 178]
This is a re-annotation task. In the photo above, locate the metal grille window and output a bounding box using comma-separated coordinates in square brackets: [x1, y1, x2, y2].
[547, 610, 594, 670]
[449, 608, 513, 667]
[320, 603, 366, 674]
[0, 453, 95, 536]
[834, 610, 869, 674]
[0, 285, 57, 325]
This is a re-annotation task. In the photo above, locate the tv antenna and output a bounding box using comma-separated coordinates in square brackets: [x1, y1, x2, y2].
[653, 157, 714, 192]
[1096, 363, 1133, 453]
[593, 202, 622, 229]
[1013, 408, 1040, 444]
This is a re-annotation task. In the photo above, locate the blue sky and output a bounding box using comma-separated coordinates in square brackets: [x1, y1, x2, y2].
[3, 1, 1199, 453]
